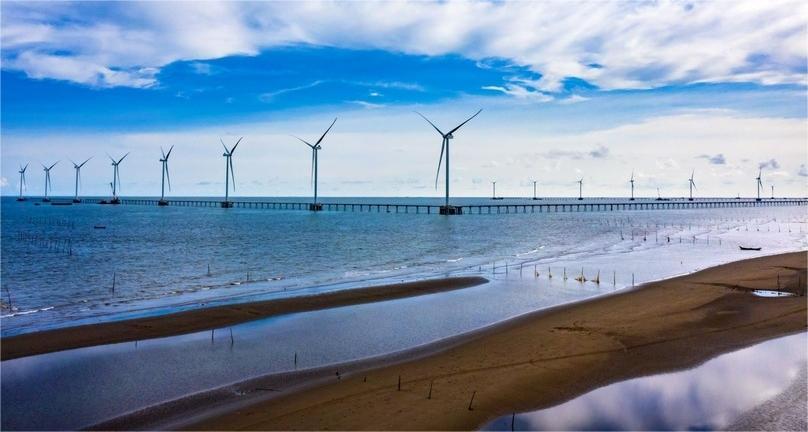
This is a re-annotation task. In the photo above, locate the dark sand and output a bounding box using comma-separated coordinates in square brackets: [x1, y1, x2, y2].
[186, 252, 807, 431]
[1, 276, 488, 360]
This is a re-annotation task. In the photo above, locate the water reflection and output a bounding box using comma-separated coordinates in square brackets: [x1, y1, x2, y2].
[484, 332, 807, 431]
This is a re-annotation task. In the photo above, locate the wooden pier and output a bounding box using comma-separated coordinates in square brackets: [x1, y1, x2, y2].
[75, 197, 807, 214]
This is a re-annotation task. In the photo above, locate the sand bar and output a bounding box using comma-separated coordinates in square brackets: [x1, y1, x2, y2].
[1, 276, 488, 360]
[188, 252, 807, 430]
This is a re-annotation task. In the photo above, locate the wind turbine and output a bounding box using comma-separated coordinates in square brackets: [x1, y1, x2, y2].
[416, 109, 483, 215]
[42, 161, 58, 202]
[108, 153, 129, 204]
[771, 184, 775, 199]
[688, 170, 696, 201]
[221, 137, 242, 208]
[755, 169, 763, 201]
[158, 146, 174, 206]
[70, 157, 92, 203]
[531, 180, 540, 200]
[491, 181, 503, 200]
[629, 171, 635, 201]
[577, 178, 584, 200]
[16, 163, 28, 201]
[292, 118, 337, 211]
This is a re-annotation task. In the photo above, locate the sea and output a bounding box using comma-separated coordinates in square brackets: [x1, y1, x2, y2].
[1, 195, 806, 337]
[1, 195, 807, 429]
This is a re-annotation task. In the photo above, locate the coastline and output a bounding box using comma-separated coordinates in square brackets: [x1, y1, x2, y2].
[0, 276, 488, 360]
[182, 251, 807, 431]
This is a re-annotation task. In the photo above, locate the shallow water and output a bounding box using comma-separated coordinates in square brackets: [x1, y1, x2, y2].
[2, 196, 806, 336]
[482, 332, 808, 431]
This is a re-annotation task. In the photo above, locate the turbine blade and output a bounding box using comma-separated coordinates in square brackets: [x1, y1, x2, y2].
[415, 111, 445, 136]
[49, 161, 59, 170]
[69, 159, 77, 168]
[447, 109, 483, 135]
[107, 153, 115, 163]
[229, 158, 236, 190]
[221, 138, 229, 153]
[434, 139, 446, 189]
[161, 147, 166, 159]
[165, 145, 174, 159]
[230, 137, 243, 154]
[292, 135, 315, 148]
[79, 157, 92, 168]
[315, 117, 337, 146]
[117, 152, 129, 164]
[22, 163, 28, 173]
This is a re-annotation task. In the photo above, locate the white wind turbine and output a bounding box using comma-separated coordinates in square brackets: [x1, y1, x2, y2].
[159, 146, 174, 206]
[416, 109, 483, 214]
[108, 153, 129, 204]
[17, 163, 28, 201]
[577, 177, 584, 200]
[71, 157, 92, 203]
[292, 118, 337, 211]
[755, 168, 763, 201]
[688, 170, 696, 201]
[221, 137, 242, 208]
[629, 171, 635, 201]
[531, 180, 540, 200]
[42, 161, 58, 202]
[771, 184, 775, 199]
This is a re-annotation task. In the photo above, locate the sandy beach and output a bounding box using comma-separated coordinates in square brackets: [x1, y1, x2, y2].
[1, 276, 487, 360]
[184, 251, 807, 431]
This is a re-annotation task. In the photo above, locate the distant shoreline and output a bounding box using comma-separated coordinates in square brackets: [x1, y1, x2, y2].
[181, 251, 807, 431]
[0, 276, 488, 361]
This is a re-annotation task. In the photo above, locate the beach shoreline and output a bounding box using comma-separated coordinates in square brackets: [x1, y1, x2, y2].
[179, 251, 807, 431]
[0, 276, 488, 360]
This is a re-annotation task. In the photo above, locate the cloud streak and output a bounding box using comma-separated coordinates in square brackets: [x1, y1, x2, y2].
[2, 1, 805, 91]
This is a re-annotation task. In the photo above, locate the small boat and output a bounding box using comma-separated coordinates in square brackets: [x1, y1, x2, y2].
[93, 225, 106, 229]
[739, 246, 762, 251]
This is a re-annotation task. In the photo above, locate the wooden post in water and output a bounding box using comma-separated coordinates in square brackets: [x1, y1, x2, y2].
[468, 390, 477, 410]
[397, 375, 401, 391]
[428, 379, 434, 399]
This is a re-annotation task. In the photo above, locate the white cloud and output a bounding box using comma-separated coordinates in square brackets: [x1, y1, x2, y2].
[2, 1, 805, 90]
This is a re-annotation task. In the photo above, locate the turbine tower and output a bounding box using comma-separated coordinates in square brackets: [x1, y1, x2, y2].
[629, 171, 635, 201]
[221, 137, 242, 208]
[416, 109, 483, 215]
[108, 153, 129, 204]
[71, 157, 92, 203]
[688, 170, 696, 201]
[532, 180, 540, 200]
[577, 178, 584, 200]
[771, 184, 775, 199]
[159, 146, 174, 206]
[17, 163, 28, 202]
[293, 118, 337, 211]
[755, 169, 763, 202]
[491, 181, 500, 200]
[42, 161, 58, 202]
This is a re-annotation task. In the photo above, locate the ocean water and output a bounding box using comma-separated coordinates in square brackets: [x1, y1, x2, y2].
[1, 196, 806, 336]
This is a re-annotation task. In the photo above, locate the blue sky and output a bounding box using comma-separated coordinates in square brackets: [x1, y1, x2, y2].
[2, 1, 807, 198]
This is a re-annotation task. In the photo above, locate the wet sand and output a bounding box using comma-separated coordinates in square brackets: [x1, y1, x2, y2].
[189, 252, 807, 431]
[0, 276, 488, 360]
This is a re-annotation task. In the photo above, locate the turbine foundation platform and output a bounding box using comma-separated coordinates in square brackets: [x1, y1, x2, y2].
[531, 197, 541, 200]
[73, 198, 82, 203]
[42, 198, 51, 203]
[309, 203, 323, 211]
[110, 198, 121, 205]
[16, 197, 27, 202]
[158, 199, 169, 206]
[221, 201, 234, 208]
[439, 205, 463, 215]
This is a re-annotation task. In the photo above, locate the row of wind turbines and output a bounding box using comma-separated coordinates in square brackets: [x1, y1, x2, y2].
[15, 110, 778, 210]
